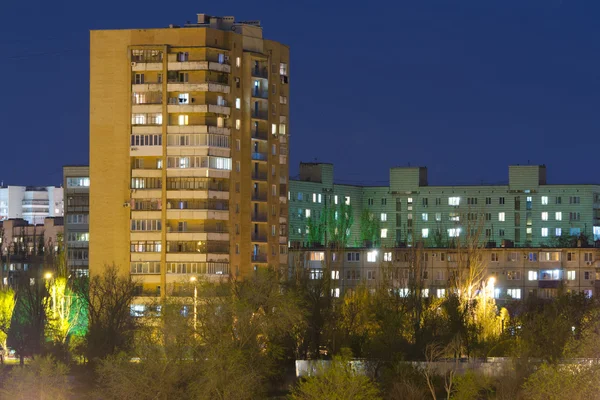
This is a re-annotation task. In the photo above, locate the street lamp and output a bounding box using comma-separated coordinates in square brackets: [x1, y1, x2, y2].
[190, 276, 197, 332]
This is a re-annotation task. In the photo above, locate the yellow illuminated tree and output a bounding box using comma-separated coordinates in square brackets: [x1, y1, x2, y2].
[0, 287, 16, 359]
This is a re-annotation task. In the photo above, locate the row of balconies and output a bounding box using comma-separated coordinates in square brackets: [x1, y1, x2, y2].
[132, 60, 231, 74]
[131, 103, 231, 115]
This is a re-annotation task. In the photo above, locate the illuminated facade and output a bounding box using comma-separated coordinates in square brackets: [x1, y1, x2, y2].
[289, 163, 600, 248]
[63, 166, 90, 276]
[0, 186, 63, 225]
[290, 247, 600, 300]
[90, 14, 290, 296]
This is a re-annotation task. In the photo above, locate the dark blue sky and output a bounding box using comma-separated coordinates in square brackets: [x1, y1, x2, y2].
[2, 0, 599, 187]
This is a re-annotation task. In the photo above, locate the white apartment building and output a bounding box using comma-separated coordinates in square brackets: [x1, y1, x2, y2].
[0, 186, 64, 225]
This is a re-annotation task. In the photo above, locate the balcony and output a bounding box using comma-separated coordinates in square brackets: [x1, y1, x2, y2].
[252, 193, 268, 202]
[131, 62, 162, 72]
[167, 125, 230, 135]
[251, 171, 268, 181]
[166, 82, 230, 94]
[251, 89, 269, 99]
[252, 254, 268, 263]
[251, 234, 268, 243]
[251, 110, 269, 120]
[251, 67, 269, 79]
[167, 104, 230, 115]
[251, 130, 269, 141]
[251, 152, 268, 161]
[131, 83, 162, 92]
[167, 61, 231, 73]
[252, 213, 268, 223]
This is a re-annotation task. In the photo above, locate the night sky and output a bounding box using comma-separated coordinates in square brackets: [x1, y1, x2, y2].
[2, 0, 599, 187]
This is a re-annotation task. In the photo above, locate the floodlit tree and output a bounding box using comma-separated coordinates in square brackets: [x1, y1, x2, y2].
[359, 210, 380, 247]
[289, 351, 382, 400]
[0, 287, 16, 361]
[0, 355, 72, 400]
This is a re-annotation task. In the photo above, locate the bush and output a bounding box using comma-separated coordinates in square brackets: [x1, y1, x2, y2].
[0, 356, 71, 400]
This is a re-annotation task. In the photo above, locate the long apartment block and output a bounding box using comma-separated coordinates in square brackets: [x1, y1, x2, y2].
[289, 163, 600, 248]
[90, 14, 290, 296]
[290, 247, 600, 300]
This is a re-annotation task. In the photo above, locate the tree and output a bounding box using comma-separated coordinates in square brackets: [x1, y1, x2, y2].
[0, 355, 72, 400]
[45, 235, 87, 362]
[289, 351, 382, 400]
[359, 210, 380, 247]
[9, 269, 48, 365]
[0, 287, 16, 360]
[80, 265, 138, 362]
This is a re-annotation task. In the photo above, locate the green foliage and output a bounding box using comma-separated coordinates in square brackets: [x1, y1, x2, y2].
[0, 287, 16, 351]
[359, 209, 380, 246]
[324, 202, 354, 247]
[289, 351, 382, 400]
[521, 363, 600, 400]
[306, 215, 325, 246]
[451, 370, 491, 400]
[0, 356, 72, 400]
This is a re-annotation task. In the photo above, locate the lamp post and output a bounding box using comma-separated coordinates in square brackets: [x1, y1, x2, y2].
[190, 276, 197, 332]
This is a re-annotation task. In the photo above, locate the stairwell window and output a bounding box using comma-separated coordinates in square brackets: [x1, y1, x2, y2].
[235, 98, 241, 109]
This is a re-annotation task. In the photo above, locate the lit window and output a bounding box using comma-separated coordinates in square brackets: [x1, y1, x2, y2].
[367, 251, 377, 262]
[313, 193, 317, 203]
[381, 229, 388, 238]
[331, 270, 339, 280]
[541, 212, 548, 221]
[448, 228, 461, 237]
[567, 270, 576, 280]
[541, 196, 548, 205]
[541, 228, 548, 237]
[422, 228, 429, 238]
[334, 195, 338, 205]
[555, 228, 562, 237]
[305, 209, 311, 218]
[345, 196, 350, 205]
[383, 252, 392, 262]
[435, 213, 441, 221]
[436, 289, 446, 298]
[422, 213, 428, 221]
[178, 115, 188, 126]
[528, 271, 538, 280]
[498, 212, 505, 222]
[236, 57, 241, 67]
[178, 93, 189, 104]
[507, 289, 521, 299]
[448, 197, 460, 206]
[279, 124, 286, 135]
[318, 194, 322, 203]
[422, 289, 429, 298]
[331, 288, 340, 298]
[381, 213, 387, 222]
[235, 98, 241, 109]
[555, 212, 562, 221]
[272, 124, 277, 134]
[235, 119, 241, 130]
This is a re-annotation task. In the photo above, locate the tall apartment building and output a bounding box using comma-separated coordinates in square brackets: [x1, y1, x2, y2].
[63, 166, 90, 276]
[90, 14, 290, 295]
[289, 163, 600, 248]
[0, 186, 64, 225]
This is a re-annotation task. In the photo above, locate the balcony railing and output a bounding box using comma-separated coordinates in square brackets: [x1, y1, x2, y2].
[251, 110, 269, 120]
[252, 193, 268, 202]
[252, 90, 269, 99]
[251, 234, 268, 242]
[251, 152, 268, 161]
[167, 226, 228, 234]
[251, 172, 268, 181]
[251, 67, 269, 78]
[252, 254, 268, 262]
[252, 213, 268, 222]
[252, 130, 269, 140]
